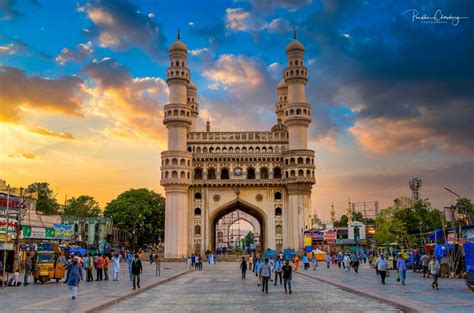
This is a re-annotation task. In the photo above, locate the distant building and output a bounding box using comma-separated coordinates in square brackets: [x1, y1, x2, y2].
[62, 216, 113, 248]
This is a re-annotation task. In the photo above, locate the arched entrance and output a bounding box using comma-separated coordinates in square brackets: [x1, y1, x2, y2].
[210, 199, 266, 252]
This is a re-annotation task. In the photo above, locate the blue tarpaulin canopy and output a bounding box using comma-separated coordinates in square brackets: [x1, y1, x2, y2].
[429, 229, 443, 241]
[434, 243, 454, 258]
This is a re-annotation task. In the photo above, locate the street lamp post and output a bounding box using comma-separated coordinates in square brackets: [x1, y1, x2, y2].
[443, 187, 463, 276]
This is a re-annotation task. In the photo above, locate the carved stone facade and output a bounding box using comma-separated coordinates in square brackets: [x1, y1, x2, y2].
[161, 33, 315, 258]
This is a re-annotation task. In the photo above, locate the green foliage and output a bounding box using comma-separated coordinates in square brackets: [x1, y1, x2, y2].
[104, 188, 165, 246]
[244, 231, 254, 248]
[28, 182, 59, 215]
[456, 198, 473, 223]
[64, 195, 101, 217]
[333, 214, 348, 227]
[375, 206, 409, 243]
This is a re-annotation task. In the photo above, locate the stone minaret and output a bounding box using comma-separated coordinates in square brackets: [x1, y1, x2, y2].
[187, 81, 199, 131]
[330, 203, 336, 224]
[282, 30, 315, 250]
[161, 31, 192, 258]
[275, 80, 287, 120]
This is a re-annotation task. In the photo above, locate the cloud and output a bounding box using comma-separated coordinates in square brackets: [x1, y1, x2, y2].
[267, 18, 292, 34]
[250, 0, 312, 12]
[80, 0, 166, 60]
[203, 54, 263, 90]
[0, 39, 27, 55]
[0, 66, 84, 123]
[28, 126, 76, 140]
[0, 0, 37, 19]
[56, 42, 93, 65]
[82, 57, 168, 141]
[225, 8, 266, 32]
[266, 62, 283, 81]
[8, 149, 38, 160]
[189, 47, 209, 56]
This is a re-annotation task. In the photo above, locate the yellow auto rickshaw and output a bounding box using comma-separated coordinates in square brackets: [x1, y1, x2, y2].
[34, 252, 65, 284]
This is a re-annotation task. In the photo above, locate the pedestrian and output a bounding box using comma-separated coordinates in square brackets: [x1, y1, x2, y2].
[240, 257, 247, 279]
[127, 251, 133, 281]
[282, 259, 292, 294]
[112, 254, 120, 281]
[376, 254, 388, 285]
[430, 257, 440, 290]
[84, 253, 94, 282]
[149, 252, 154, 264]
[255, 258, 262, 285]
[303, 254, 309, 270]
[269, 256, 275, 281]
[396, 254, 407, 285]
[293, 256, 299, 271]
[23, 253, 32, 286]
[337, 253, 342, 268]
[131, 254, 142, 290]
[96, 253, 104, 281]
[273, 256, 283, 285]
[103, 253, 110, 281]
[187, 256, 192, 269]
[352, 253, 360, 273]
[67, 257, 83, 300]
[312, 255, 318, 270]
[343, 254, 351, 272]
[421, 253, 430, 278]
[248, 253, 253, 271]
[325, 254, 331, 269]
[260, 258, 271, 294]
[191, 254, 196, 269]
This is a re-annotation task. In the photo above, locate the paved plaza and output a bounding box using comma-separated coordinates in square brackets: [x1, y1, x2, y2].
[0, 261, 188, 313]
[104, 262, 400, 313]
[300, 262, 474, 313]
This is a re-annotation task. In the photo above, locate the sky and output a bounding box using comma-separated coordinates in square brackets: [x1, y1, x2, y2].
[0, 0, 473, 222]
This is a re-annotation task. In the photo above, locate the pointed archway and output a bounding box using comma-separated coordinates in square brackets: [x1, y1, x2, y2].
[210, 198, 266, 251]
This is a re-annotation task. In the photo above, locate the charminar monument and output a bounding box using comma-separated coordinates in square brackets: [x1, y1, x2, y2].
[161, 32, 315, 258]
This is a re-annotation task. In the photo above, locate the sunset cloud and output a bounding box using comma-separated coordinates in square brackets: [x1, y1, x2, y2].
[0, 66, 84, 123]
[8, 149, 38, 160]
[203, 54, 263, 90]
[28, 126, 76, 140]
[56, 42, 93, 65]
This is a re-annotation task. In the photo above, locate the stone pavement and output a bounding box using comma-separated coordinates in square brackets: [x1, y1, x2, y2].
[104, 262, 400, 313]
[0, 261, 188, 312]
[298, 262, 474, 313]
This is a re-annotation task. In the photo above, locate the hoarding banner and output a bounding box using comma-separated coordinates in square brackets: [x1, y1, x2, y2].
[0, 217, 18, 240]
[283, 249, 295, 261]
[30, 227, 45, 239]
[304, 236, 312, 247]
[447, 230, 455, 244]
[265, 249, 277, 259]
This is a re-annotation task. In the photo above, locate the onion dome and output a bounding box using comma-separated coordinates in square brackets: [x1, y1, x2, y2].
[277, 80, 287, 89]
[188, 81, 197, 90]
[286, 29, 304, 53]
[271, 118, 287, 132]
[170, 29, 187, 52]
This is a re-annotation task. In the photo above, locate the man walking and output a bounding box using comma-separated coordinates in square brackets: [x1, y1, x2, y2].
[84, 253, 94, 282]
[96, 254, 104, 281]
[260, 258, 271, 294]
[421, 253, 430, 278]
[325, 254, 331, 269]
[112, 253, 120, 281]
[274, 256, 283, 285]
[282, 259, 292, 294]
[23, 253, 32, 286]
[240, 257, 247, 279]
[376, 254, 388, 285]
[131, 254, 142, 290]
[303, 254, 309, 270]
[397, 254, 407, 285]
[352, 253, 360, 273]
[430, 256, 440, 290]
[67, 257, 83, 300]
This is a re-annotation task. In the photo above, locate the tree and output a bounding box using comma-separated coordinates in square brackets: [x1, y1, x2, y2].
[244, 231, 254, 248]
[104, 188, 165, 247]
[28, 182, 59, 215]
[375, 206, 410, 244]
[333, 212, 364, 227]
[456, 198, 473, 223]
[64, 195, 101, 217]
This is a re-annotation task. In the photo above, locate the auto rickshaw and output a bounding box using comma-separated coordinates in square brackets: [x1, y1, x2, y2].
[33, 251, 65, 284]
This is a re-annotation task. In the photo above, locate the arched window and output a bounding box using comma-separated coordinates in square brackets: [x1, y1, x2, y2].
[165, 159, 170, 165]
[247, 168, 255, 179]
[187, 147, 192, 152]
[242, 147, 247, 153]
[176, 61, 179, 66]
[275, 207, 282, 216]
[298, 169, 304, 176]
[180, 159, 186, 165]
[180, 171, 185, 178]
[298, 157, 304, 164]
[172, 158, 178, 165]
[260, 167, 269, 179]
[285, 159, 289, 165]
[285, 171, 289, 178]
[196, 147, 201, 153]
[194, 168, 203, 179]
[194, 225, 201, 235]
[172, 171, 178, 178]
[217, 231, 224, 243]
[195, 192, 202, 200]
[306, 170, 311, 177]
[235, 147, 240, 153]
[290, 158, 295, 165]
[208, 168, 216, 179]
[273, 167, 282, 179]
[290, 170, 295, 177]
[165, 171, 169, 178]
[275, 192, 282, 201]
[194, 208, 201, 216]
[215, 147, 221, 153]
[276, 225, 283, 234]
[306, 157, 311, 164]
[203, 147, 208, 153]
[296, 108, 301, 114]
[221, 168, 229, 179]
[248, 147, 253, 153]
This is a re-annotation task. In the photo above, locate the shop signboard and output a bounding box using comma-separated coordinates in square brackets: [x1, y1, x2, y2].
[53, 224, 73, 240]
[265, 249, 277, 259]
[283, 249, 295, 261]
[45, 228, 55, 239]
[0, 217, 18, 240]
[324, 229, 337, 241]
[447, 230, 455, 244]
[304, 236, 312, 247]
[30, 227, 45, 239]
